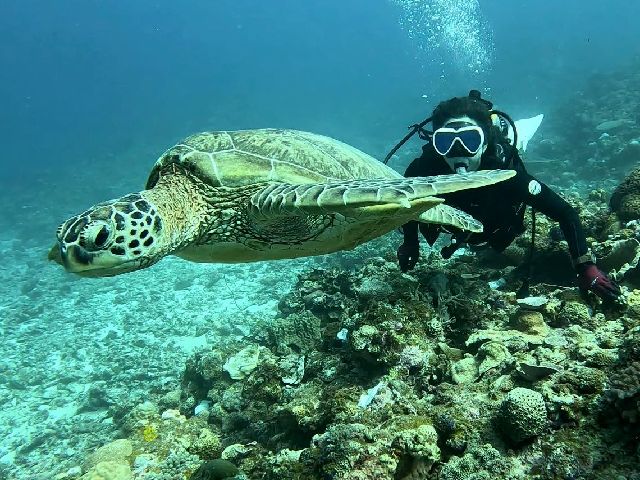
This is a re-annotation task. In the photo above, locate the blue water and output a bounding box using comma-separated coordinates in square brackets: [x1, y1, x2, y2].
[3, 1, 639, 182]
[1, 1, 639, 477]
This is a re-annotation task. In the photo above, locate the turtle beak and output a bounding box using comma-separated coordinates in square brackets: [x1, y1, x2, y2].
[47, 243, 63, 265]
[64, 244, 95, 270]
[48, 236, 98, 273]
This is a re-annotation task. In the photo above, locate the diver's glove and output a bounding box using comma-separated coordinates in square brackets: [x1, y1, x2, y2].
[576, 263, 621, 301]
[397, 242, 419, 272]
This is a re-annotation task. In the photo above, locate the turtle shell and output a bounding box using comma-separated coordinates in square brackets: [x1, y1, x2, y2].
[146, 129, 399, 189]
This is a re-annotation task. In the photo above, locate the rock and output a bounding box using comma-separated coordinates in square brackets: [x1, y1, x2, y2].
[516, 296, 548, 310]
[392, 423, 440, 470]
[190, 459, 239, 480]
[477, 341, 512, 377]
[279, 353, 305, 385]
[516, 362, 561, 382]
[611, 166, 640, 222]
[351, 324, 380, 353]
[189, 429, 222, 460]
[599, 238, 640, 281]
[467, 328, 545, 348]
[221, 443, 255, 462]
[223, 345, 262, 380]
[451, 355, 478, 384]
[611, 141, 640, 168]
[439, 443, 522, 480]
[556, 301, 591, 328]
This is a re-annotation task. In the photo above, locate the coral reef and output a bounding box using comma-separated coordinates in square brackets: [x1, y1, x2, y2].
[611, 166, 640, 222]
[61, 218, 640, 479]
[17, 64, 640, 480]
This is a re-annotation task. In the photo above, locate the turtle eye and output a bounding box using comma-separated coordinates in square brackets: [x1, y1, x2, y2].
[82, 222, 112, 250]
[94, 225, 110, 247]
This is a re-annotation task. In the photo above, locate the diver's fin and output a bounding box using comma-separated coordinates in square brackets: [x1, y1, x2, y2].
[511, 114, 544, 152]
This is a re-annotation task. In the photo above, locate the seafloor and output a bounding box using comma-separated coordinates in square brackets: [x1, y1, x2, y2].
[2, 65, 640, 480]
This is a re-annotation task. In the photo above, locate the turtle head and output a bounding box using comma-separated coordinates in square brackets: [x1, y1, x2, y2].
[50, 193, 165, 277]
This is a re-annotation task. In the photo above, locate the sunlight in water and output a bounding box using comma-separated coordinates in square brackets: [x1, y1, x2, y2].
[391, 0, 494, 76]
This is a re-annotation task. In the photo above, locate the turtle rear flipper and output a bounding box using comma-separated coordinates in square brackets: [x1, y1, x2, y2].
[419, 204, 483, 232]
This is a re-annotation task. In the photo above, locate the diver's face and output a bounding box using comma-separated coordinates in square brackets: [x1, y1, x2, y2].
[436, 116, 487, 173]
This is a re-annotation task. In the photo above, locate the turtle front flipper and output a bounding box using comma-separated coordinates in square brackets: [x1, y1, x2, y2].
[250, 170, 515, 219]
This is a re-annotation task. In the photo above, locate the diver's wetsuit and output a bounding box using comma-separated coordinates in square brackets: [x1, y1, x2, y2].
[402, 139, 589, 260]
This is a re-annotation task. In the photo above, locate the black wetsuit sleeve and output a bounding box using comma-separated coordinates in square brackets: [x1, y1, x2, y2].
[402, 145, 445, 246]
[507, 170, 588, 261]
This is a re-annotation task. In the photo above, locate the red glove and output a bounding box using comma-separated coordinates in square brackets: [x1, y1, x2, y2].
[397, 242, 419, 272]
[576, 263, 621, 301]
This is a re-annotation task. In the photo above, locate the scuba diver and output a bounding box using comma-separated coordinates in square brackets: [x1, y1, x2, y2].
[389, 90, 620, 301]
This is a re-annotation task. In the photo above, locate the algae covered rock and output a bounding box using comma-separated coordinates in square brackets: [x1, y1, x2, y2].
[306, 423, 396, 479]
[477, 341, 512, 377]
[496, 387, 547, 445]
[439, 443, 523, 480]
[392, 423, 440, 469]
[189, 459, 239, 480]
[84, 439, 133, 471]
[556, 301, 592, 328]
[223, 345, 263, 380]
[189, 428, 222, 460]
[302, 417, 441, 480]
[610, 165, 640, 222]
[81, 461, 132, 480]
[512, 310, 549, 336]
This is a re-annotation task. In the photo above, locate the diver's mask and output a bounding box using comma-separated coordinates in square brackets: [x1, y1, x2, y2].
[433, 120, 487, 173]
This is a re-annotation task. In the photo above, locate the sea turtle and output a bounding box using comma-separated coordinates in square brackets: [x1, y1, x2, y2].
[50, 129, 514, 277]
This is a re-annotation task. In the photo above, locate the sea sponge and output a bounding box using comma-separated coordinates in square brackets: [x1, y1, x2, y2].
[512, 310, 549, 336]
[496, 387, 547, 445]
[81, 461, 132, 480]
[84, 439, 133, 471]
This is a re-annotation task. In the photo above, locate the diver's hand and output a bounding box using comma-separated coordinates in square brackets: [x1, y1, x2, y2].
[576, 263, 621, 301]
[397, 242, 419, 272]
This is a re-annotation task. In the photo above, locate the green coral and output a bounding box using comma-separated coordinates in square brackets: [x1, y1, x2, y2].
[392, 423, 440, 466]
[556, 301, 592, 328]
[188, 429, 222, 460]
[496, 387, 547, 445]
[439, 444, 523, 480]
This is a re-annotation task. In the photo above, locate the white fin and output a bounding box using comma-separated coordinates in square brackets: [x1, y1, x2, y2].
[510, 114, 544, 152]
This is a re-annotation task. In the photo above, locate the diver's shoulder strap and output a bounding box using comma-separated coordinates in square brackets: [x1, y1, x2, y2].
[496, 140, 527, 173]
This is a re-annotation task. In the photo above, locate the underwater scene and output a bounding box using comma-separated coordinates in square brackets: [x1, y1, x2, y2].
[1, 1, 640, 479]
